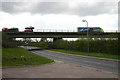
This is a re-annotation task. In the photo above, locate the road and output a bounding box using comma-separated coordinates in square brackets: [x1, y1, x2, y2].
[30, 50, 118, 74]
[21, 46, 118, 74]
[2, 46, 118, 78]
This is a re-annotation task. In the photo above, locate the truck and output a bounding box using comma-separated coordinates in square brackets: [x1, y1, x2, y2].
[2, 27, 19, 33]
[24, 26, 34, 32]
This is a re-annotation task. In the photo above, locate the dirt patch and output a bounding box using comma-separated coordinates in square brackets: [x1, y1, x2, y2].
[2, 61, 118, 78]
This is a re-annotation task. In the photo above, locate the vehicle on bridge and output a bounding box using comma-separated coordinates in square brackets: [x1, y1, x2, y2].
[2, 26, 34, 33]
[77, 27, 104, 32]
[24, 26, 34, 32]
[2, 27, 19, 33]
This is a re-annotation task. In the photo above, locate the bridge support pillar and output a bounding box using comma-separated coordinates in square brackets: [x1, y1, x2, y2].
[53, 37, 62, 42]
[41, 38, 47, 42]
[13, 38, 16, 40]
[9, 37, 16, 41]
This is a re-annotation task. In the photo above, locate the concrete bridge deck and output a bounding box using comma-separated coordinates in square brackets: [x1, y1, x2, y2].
[6, 32, 119, 38]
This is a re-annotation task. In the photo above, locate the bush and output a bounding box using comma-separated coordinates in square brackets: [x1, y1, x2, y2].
[72, 39, 87, 52]
[33, 42, 48, 49]
[53, 40, 71, 49]
[2, 32, 19, 48]
[89, 40, 107, 53]
[106, 40, 118, 55]
[51, 38, 118, 55]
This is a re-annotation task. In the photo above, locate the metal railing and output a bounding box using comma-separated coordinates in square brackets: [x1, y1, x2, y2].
[103, 30, 120, 33]
[19, 29, 77, 32]
[18, 29, 120, 33]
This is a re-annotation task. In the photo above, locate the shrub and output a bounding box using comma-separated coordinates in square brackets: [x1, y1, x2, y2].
[106, 40, 118, 55]
[72, 39, 87, 52]
[2, 32, 19, 48]
[33, 42, 48, 49]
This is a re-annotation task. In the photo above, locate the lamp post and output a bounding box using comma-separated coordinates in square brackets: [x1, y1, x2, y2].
[82, 20, 89, 56]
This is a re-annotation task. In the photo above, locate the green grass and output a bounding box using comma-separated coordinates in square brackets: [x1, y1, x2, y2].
[2, 48, 54, 67]
[48, 49, 119, 59]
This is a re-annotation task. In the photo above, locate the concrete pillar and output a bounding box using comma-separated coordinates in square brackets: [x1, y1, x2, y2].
[23, 38, 26, 41]
[53, 37, 62, 42]
[8, 37, 14, 41]
[41, 38, 47, 42]
[13, 38, 16, 40]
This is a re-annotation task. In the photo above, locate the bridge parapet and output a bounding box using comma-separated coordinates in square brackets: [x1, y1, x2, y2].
[6, 32, 119, 38]
[18, 29, 120, 33]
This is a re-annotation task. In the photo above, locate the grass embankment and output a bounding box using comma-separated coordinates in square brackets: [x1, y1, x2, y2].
[48, 49, 119, 59]
[2, 48, 54, 67]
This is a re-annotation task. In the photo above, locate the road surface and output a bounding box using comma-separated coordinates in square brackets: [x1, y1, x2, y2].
[31, 50, 118, 74]
[2, 46, 118, 78]
[21, 46, 118, 74]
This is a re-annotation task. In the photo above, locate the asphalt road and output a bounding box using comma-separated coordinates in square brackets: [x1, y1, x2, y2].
[30, 50, 118, 74]
[20, 46, 118, 74]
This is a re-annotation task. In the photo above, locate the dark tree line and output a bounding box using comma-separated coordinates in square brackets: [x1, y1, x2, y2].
[33, 38, 118, 55]
[52, 39, 118, 55]
[2, 32, 118, 55]
[2, 32, 24, 48]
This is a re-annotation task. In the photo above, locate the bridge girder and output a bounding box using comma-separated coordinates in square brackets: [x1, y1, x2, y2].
[6, 32, 119, 38]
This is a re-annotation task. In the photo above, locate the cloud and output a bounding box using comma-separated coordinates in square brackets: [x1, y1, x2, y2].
[0, 11, 117, 31]
[1, 2, 37, 14]
[1, 1, 118, 17]
[0, 1, 118, 32]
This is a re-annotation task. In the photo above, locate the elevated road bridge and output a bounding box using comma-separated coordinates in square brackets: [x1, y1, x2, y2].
[6, 32, 119, 38]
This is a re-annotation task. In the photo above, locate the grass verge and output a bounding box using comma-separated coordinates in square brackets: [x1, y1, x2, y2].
[48, 49, 119, 60]
[2, 48, 54, 67]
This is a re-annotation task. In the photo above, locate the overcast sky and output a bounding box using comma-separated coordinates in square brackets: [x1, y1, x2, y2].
[0, 0, 119, 32]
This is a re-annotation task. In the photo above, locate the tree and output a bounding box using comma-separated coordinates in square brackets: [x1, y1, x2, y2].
[2, 32, 18, 48]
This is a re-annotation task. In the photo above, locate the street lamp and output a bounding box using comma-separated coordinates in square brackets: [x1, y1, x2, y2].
[82, 20, 89, 56]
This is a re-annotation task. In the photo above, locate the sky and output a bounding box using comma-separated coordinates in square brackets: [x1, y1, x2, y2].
[0, 0, 119, 32]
